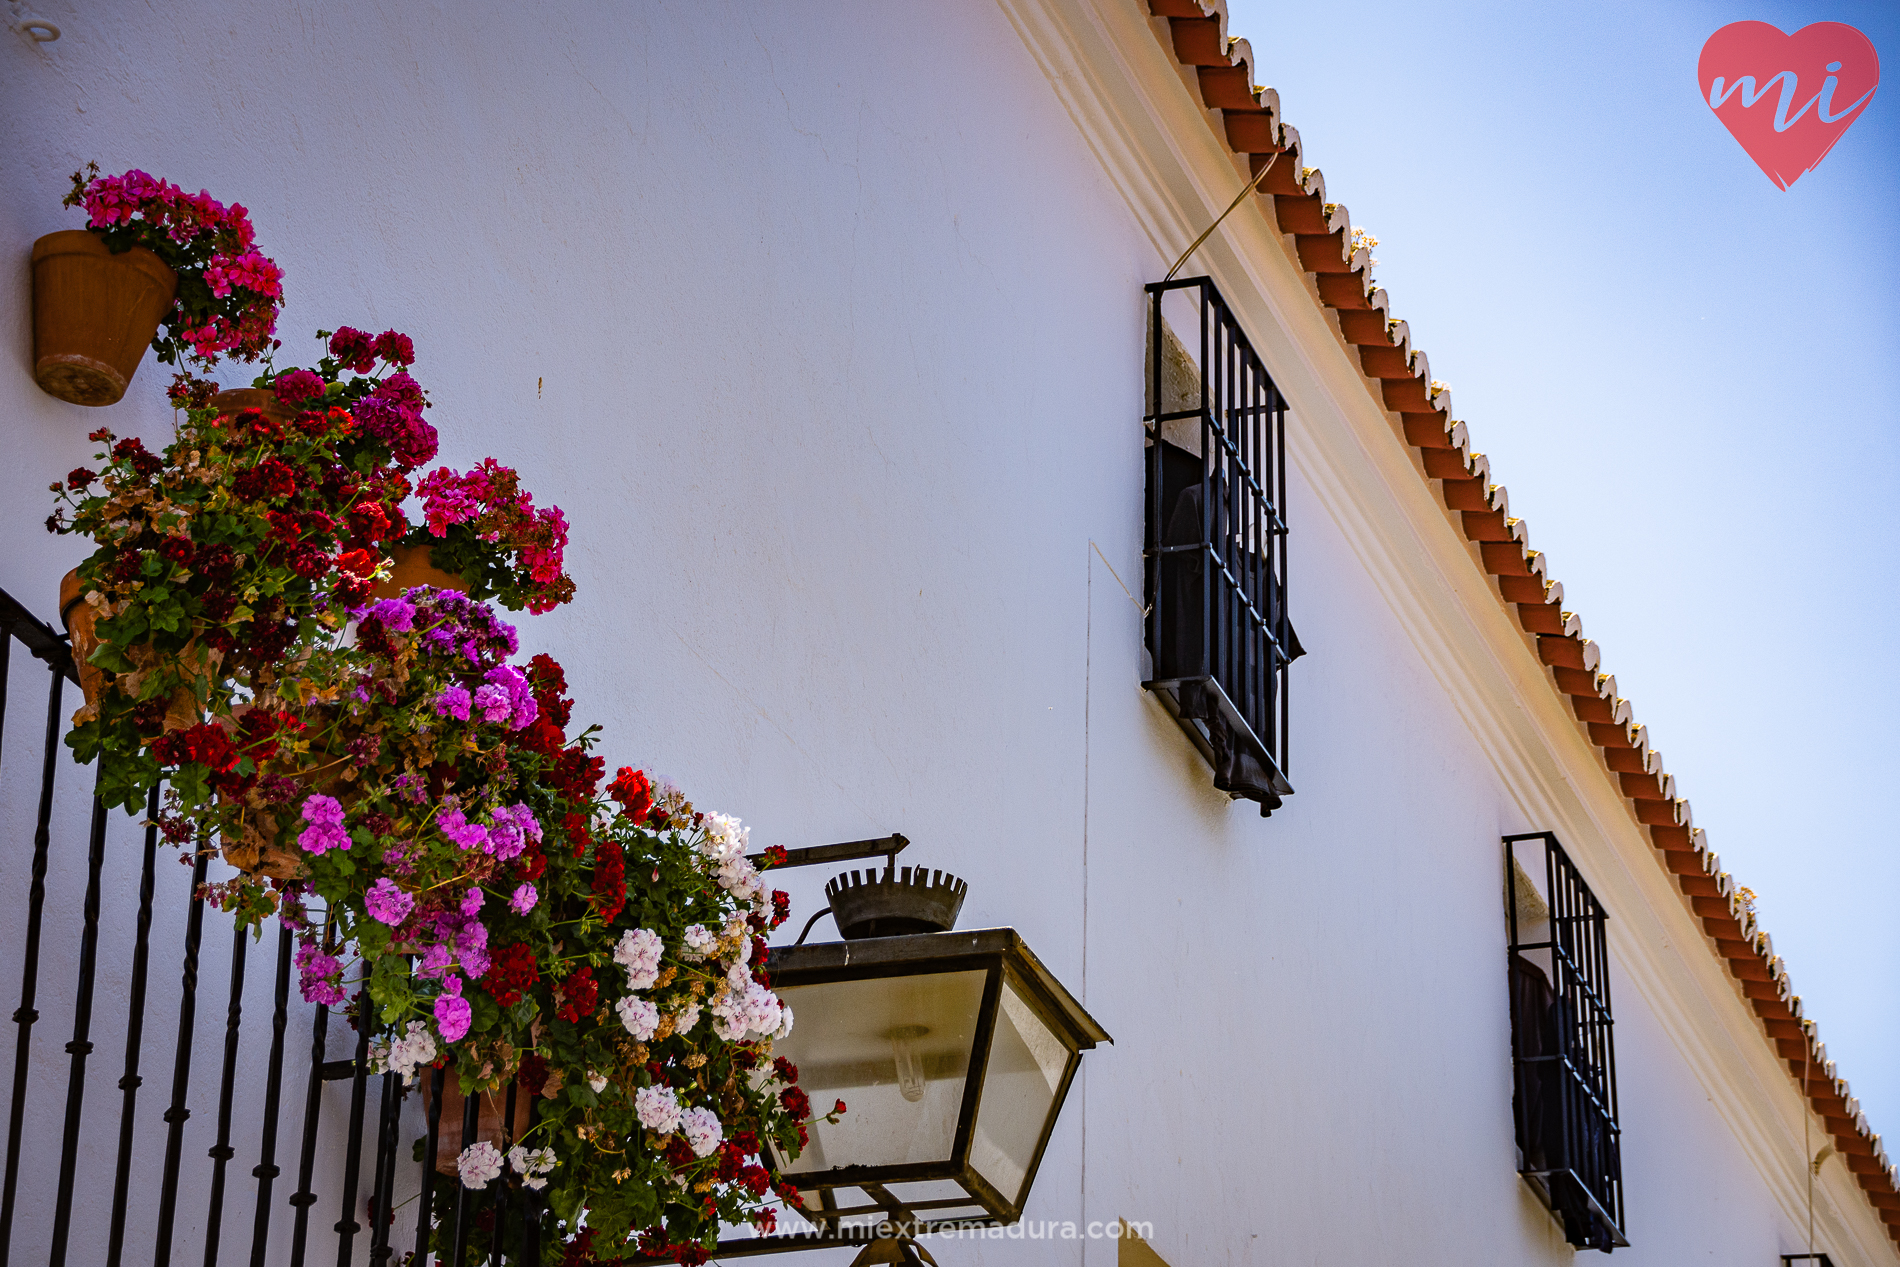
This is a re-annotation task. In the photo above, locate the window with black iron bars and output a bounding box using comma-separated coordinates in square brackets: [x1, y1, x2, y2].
[1142, 276, 1300, 816]
[1505, 831, 1628, 1252]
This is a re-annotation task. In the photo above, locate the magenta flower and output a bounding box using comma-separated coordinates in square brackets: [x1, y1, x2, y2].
[434, 684, 472, 721]
[272, 368, 325, 405]
[434, 978, 472, 1043]
[509, 884, 538, 915]
[297, 795, 350, 855]
[365, 878, 415, 927]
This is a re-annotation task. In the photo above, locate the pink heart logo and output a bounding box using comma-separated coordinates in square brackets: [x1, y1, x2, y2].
[1697, 21, 1879, 189]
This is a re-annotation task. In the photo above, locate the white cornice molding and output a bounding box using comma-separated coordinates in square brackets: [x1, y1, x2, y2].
[994, 0, 1895, 1259]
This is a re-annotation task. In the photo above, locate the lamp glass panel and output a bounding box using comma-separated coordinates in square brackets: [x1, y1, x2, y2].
[772, 969, 987, 1174]
[968, 980, 1072, 1204]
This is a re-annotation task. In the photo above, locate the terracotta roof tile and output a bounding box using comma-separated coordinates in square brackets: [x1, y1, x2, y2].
[1138, 0, 1900, 1243]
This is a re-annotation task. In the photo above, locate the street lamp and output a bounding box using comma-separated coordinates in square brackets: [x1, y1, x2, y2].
[686, 836, 1110, 1262]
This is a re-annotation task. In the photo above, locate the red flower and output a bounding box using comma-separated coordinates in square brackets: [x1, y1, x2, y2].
[152, 722, 239, 773]
[759, 845, 789, 869]
[372, 329, 415, 366]
[481, 942, 540, 1007]
[232, 457, 297, 502]
[111, 437, 162, 479]
[556, 965, 598, 1023]
[607, 767, 654, 822]
[779, 1086, 811, 1120]
[517, 1053, 549, 1094]
[65, 467, 97, 491]
[562, 812, 592, 860]
[770, 890, 790, 929]
[771, 1056, 799, 1084]
[519, 717, 565, 758]
[527, 653, 573, 728]
[833, 1099, 847, 1116]
[590, 839, 626, 923]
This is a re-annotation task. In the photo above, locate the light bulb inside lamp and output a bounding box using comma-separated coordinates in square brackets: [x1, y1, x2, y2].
[888, 1025, 930, 1103]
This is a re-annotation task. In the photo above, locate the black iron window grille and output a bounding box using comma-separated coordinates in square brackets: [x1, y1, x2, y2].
[1504, 831, 1627, 1251]
[0, 585, 544, 1266]
[1142, 276, 1300, 816]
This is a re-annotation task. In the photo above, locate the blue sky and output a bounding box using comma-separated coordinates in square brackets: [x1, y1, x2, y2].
[1220, 0, 1898, 1135]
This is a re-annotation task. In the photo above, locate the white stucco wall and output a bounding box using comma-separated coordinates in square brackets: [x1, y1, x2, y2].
[0, 2, 1884, 1264]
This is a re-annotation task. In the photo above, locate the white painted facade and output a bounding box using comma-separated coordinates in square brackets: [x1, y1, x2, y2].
[0, 2, 1890, 1264]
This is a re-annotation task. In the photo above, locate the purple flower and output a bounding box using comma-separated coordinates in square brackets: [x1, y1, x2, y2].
[365, 877, 415, 927]
[479, 665, 538, 729]
[434, 978, 472, 1043]
[416, 944, 453, 979]
[294, 941, 344, 1006]
[508, 883, 538, 914]
[456, 920, 489, 978]
[366, 597, 416, 632]
[460, 887, 485, 916]
[485, 804, 540, 861]
[438, 807, 488, 853]
[434, 684, 472, 721]
[297, 795, 350, 855]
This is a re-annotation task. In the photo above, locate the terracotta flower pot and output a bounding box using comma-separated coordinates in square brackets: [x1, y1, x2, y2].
[61, 568, 210, 729]
[423, 1076, 532, 1176]
[207, 387, 298, 426]
[59, 568, 107, 712]
[33, 230, 177, 407]
[372, 542, 468, 600]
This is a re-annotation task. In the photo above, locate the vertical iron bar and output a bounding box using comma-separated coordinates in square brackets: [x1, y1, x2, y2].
[449, 1089, 479, 1263]
[0, 665, 67, 1266]
[365, 1070, 401, 1263]
[249, 923, 295, 1266]
[492, 1081, 519, 1252]
[332, 991, 372, 1265]
[287, 994, 331, 1267]
[1147, 287, 1163, 668]
[413, 1066, 444, 1263]
[1198, 284, 1212, 689]
[106, 783, 163, 1266]
[517, 1094, 542, 1267]
[202, 924, 250, 1267]
[47, 768, 113, 1266]
[154, 843, 212, 1266]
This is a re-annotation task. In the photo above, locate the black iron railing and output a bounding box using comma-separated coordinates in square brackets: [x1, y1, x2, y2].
[0, 585, 542, 1265]
[1504, 831, 1627, 1251]
[1142, 276, 1297, 816]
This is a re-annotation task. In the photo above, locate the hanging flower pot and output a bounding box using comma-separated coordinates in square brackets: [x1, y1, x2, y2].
[32, 230, 177, 407]
[208, 386, 298, 426]
[58, 566, 108, 711]
[60, 567, 205, 730]
[422, 1075, 533, 1176]
[372, 542, 468, 600]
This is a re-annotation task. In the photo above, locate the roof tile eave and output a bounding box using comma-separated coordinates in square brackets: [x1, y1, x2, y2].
[1134, 0, 1900, 1245]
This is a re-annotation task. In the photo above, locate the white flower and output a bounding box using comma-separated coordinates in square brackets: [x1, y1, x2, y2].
[699, 813, 749, 864]
[634, 1084, 682, 1133]
[368, 1020, 438, 1086]
[613, 927, 664, 990]
[681, 1106, 723, 1158]
[709, 978, 786, 1043]
[457, 1141, 504, 1189]
[616, 995, 660, 1041]
[587, 1071, 608, 1094]
[507, 1144, 558, 1191]
[670, 1001, 701, 1035]
[682, 924, 716, 960]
